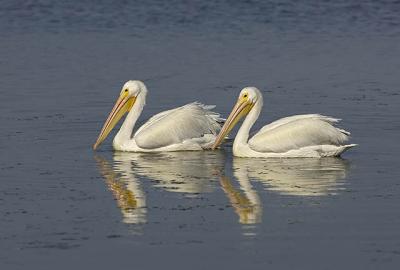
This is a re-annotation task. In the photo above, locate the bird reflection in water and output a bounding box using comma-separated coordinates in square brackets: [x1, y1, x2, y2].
[219, 174, 262, 225]
[96, 151, 350, 235]
[218, 156, 349, 236]
[124, 151, 224, 195]
[95, 155, 147, 234]
[232, 157, 350, 196]
[95, 151, 224, 229]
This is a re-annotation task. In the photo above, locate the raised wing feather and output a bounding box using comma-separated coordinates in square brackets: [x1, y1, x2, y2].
[248, 115, 350, 153]
[134, 102, 223, 149]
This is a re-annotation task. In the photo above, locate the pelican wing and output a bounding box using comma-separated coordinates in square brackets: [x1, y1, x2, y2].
[248, 114, 350, 153]
[133, 102, 223, 149]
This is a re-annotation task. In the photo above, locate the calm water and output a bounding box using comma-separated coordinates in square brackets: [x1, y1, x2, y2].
[1, 1, 400, 269]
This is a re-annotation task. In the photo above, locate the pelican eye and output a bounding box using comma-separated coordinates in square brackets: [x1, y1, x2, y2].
[124, 89, 128, 93]
[243, 93, 248, 98]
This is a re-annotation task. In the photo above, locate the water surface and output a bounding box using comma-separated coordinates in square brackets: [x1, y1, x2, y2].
[1, 1, 400, 269]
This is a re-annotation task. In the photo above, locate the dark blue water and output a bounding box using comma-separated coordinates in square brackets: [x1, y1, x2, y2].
[1, 1, 400, 269]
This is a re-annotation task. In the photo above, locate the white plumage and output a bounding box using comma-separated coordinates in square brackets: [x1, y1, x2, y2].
[249, 115, 349, 153]
[134, 103, 222, 149]
[93, 81, 223, 152]
[212, 87, 356, 158]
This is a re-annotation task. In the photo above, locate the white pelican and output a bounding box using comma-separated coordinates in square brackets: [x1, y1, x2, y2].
[93, 80, 223, 151]
[212, 87, 357, 157]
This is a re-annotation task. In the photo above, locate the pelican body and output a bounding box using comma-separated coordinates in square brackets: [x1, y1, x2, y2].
[212, 87, 356, 157]
[94, 81, 223, 152]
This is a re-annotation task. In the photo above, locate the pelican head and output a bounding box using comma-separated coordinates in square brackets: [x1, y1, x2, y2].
[212, 87, 262, 149]
[93, 80, 148, 150]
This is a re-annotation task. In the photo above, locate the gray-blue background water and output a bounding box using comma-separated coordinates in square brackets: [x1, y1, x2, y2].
[1, 1, 400, 269]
